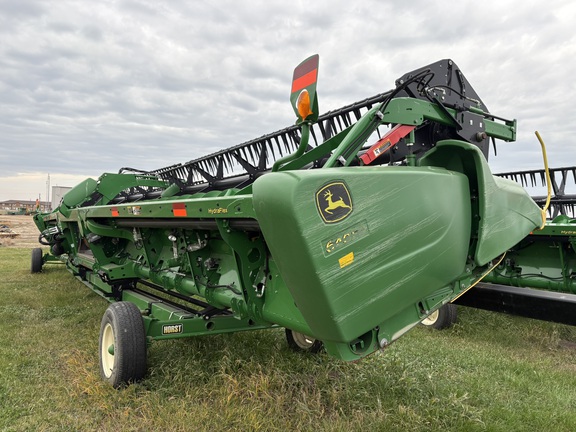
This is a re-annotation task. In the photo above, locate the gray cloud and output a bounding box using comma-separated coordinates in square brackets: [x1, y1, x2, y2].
[1, 0, 575, 201]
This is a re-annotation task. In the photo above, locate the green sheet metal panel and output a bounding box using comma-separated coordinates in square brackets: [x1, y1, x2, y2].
[253, 166, 471, 343]
[419, 140, 542, 266]
[476, 174, 542, 265]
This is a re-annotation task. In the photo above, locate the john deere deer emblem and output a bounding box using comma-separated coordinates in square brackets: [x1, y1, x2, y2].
[316, 182, 353, 224]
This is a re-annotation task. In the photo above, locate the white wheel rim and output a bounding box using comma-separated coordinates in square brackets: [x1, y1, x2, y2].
[421, 310, 439, 326]
[292, 331, 316, 349]
[101, 323, 115, 378]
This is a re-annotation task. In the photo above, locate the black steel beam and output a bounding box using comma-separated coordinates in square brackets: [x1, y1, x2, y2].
[113, 217, 261, 231]
[454, 282, 576, 326]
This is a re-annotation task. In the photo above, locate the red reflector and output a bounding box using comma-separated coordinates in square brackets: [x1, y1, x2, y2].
[291, 68, 318, 94]
[111, 207, 119, 217]
[172, 203, 187, 217]
[292, 54, 318, 80]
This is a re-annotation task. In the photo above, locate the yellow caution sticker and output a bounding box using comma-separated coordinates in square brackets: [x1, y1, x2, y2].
[339, 252, 354, 269]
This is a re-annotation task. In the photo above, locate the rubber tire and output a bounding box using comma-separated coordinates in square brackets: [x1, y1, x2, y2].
[420, 303, 458, 330]
[285, 329, 323, 353]
[99, 302, 147, 388]
[31, 248, 43, 273]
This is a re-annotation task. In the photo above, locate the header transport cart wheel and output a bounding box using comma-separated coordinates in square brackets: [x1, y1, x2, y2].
[285, 329, 323, 353]
[99, 302, 147, 387]
[420, 303, 458, 330]
[31, 248, 43, 273]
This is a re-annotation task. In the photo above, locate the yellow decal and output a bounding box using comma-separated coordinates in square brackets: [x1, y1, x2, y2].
[162, 324, 183, 335]
[208, 207, 228, 215]
[325, 229, 358, 254]
[322, 220, 369, 257]
[339, 252, 354, 269]
[315, 181, 353, 224]
[373, 139, 390, 156]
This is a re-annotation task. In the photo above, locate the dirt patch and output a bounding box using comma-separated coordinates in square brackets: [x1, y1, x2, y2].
[0, 215, 41, 248]
[559, 340, 576, 350]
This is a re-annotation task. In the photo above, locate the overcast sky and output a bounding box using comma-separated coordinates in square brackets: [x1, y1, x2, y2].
[1, 0, 575, 202]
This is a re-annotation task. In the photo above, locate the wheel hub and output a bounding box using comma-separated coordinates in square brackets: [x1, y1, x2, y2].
[101, 323, 115, 378]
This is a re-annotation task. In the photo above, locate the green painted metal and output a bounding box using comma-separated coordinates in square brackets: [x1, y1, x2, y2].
[253, 165, 472, 343]
[62, 178, 98, 208]
[418, 140, 543, 266]
[325, 98, 516, 169]
[120, 290, 274, 340]
[272, 122, 311, 172]
[482, 215, 576, 293]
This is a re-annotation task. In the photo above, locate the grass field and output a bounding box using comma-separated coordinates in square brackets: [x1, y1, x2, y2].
[1, 247, 576, 431]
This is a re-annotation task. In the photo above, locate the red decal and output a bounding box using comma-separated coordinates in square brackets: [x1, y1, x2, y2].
[172, 203, 187, 217]
[291, 69, 318, 94]
[111, 207, 119, 217]
[360, 124, 416, 165]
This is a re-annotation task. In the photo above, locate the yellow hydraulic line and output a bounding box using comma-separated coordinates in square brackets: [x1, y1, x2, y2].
[535, 131, 552, 229]
[450, 252, 507, 303]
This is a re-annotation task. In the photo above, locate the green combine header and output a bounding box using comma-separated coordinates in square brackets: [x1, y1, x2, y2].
[31, 56, 575, 387]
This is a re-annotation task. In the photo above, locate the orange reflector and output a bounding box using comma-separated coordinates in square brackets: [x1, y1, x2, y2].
[172, 203, 187, 217]
[297, 89, 313, 120]
[111, 207, 119, 217]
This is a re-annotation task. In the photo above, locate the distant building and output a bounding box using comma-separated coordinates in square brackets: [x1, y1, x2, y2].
[0, 200, 50, 213]
[1, 185, 72, 214]
[52, 186, 72, 210]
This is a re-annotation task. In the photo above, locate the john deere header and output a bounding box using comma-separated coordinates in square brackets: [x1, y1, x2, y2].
[31, 56, 552, 387]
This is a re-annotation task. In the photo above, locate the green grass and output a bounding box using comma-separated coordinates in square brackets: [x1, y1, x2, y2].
[1, 247, 576, 431]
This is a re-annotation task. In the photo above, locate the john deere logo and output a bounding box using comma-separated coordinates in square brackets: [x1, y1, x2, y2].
[316, 182, 353, 224]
